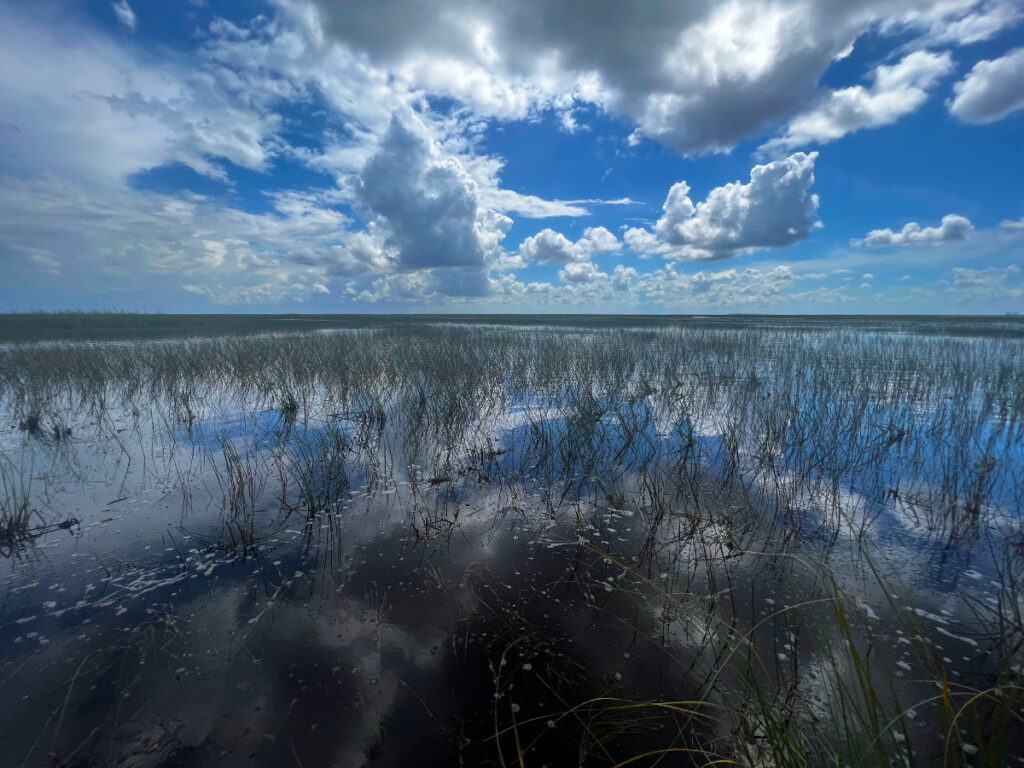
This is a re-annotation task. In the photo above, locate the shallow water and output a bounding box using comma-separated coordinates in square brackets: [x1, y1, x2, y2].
[0, 317, 1022, 766]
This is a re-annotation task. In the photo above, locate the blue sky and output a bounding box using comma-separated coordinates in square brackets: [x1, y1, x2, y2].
[1, 0, 1022, 313]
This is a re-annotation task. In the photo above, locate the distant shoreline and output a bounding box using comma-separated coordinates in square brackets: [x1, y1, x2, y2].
[2, 311, 1022, 344]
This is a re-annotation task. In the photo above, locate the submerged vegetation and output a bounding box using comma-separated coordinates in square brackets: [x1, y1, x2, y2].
[0, 315, 1022, 766]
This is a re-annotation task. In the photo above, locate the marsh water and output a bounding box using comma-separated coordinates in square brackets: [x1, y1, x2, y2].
[0, 315, 1022, 767]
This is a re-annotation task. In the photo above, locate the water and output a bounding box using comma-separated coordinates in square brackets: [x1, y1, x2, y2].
[0, 317, 1021, 766]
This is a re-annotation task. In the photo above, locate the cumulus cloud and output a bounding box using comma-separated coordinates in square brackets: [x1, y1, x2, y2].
[576, 226, 621, 257]
[633, 152, 820, 260]
[853, 214, 974, 247]
[517, 226, 620, 264]
[623, 227, 667, 258]
[355, 110, 509, 282]
[516, 230, 579, 265]
[515, 225, 621, 285]
[558, 261, 607, 283]
[611, 265, 637, 290]
[760, 51, 952, 154]
[949, 47, 1024, 124]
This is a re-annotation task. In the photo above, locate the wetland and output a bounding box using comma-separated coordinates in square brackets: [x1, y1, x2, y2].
[0, 314, 1022, 767]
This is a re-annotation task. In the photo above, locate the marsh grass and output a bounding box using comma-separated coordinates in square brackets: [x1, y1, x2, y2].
[0, 453, 37, 557]
[1, 316, 1023, 765]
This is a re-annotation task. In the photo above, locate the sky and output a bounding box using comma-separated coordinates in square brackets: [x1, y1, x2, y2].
[0, 0, 1022, 314]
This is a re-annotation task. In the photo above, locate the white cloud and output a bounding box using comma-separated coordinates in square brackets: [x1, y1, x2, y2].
[355, 110, 509, 282]
[627, 263, 835, 308]
[290, 0, 1019, 155]
[949, 47, 1024, 124]
[950, 264, 1023, 300]
[576, 226, 620, 257]
[760, 51, 952, 154]
[353, 267, 494, 303]
[475, 190, 633, 218]
[853, 214, 974, 247]
[112, 0, 136, 31]
[515, 225, 622, 284]
[623, 227, 668, 258]
[1, 0, 1019, 312]
[182, 280, 322, 305]
[0, 175, 402, 304]
[888, 0, 1022, 47]
[642, 152, 820, 260]
[611, 265, 637, 290]
[0, 10, 281, 184]
[488, 261, 839, 308]
[558, 261, 607, 283]
[8, 245, 62, 276]
[517, 226, 620, 264]
[478, 189, 590, 218]
[353, 258, 860, 310]
[1000, 216, 1024, 229]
